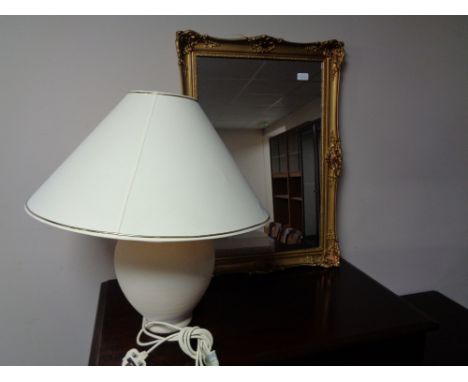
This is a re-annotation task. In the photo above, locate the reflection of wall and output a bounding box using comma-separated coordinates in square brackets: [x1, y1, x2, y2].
[216, 97, 322, 221]
[265, 97, 322, 137]
[217, 129, 273, 218]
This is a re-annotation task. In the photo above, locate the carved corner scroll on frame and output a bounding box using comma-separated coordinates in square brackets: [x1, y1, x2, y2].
[176, 30, 344, 273]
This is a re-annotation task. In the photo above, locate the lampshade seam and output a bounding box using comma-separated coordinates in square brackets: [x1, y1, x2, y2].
[116, 94, 159, 233]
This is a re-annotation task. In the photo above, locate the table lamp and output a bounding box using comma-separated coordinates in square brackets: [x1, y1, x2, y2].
[25, 91, 269, 365]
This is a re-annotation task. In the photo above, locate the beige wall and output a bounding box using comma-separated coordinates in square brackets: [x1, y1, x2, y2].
[1, 16, 467, 365]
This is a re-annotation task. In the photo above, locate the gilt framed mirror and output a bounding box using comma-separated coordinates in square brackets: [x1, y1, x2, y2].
[176, 30, 344, 273]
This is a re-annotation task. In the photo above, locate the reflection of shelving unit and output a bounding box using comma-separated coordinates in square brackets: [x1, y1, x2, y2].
[269, 120, 321, 237]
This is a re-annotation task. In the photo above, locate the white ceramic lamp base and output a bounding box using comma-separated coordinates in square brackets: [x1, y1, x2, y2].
[114, 240, 215, 333]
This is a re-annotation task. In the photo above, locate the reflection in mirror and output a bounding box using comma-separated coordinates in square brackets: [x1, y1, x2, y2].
[196, 57, 323, 257]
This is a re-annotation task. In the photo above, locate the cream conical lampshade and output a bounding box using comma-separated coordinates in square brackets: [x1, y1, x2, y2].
[26, 91, 269, 241]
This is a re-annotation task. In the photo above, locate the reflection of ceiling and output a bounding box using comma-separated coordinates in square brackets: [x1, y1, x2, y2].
[197, 57, 322, 129]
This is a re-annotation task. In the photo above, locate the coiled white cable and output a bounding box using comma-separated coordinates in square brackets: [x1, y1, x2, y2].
[122, 319, 219, 366]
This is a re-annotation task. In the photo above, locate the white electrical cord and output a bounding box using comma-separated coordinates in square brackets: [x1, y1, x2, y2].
[122, 319, 219, 366]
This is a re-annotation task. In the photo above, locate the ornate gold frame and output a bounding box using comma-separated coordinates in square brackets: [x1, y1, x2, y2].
[176, 30, 344, 273]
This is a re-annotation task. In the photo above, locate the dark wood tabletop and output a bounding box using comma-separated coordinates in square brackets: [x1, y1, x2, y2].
[89, 259, 437, 365]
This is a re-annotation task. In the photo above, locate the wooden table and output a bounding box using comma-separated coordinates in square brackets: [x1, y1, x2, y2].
[402, 291, 468, 365]
[89, 260, 437, 365]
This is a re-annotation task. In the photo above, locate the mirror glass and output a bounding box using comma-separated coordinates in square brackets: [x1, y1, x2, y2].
[196, 56, 323, 258]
